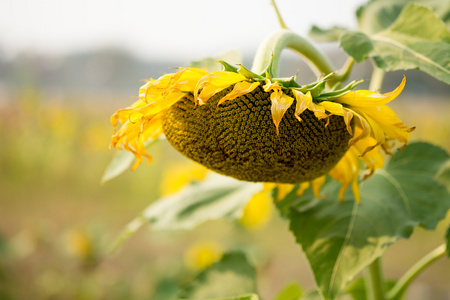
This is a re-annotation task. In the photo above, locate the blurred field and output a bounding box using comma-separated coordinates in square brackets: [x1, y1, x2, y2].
[0, 52, 449, 300]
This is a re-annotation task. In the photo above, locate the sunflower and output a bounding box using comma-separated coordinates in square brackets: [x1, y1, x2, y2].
[110, 61, 413, 203]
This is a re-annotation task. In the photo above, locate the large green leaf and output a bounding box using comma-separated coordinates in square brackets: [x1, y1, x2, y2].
[357, 0, 450, 34]
[281, 142, 450, 300]
[143, 174, 261, 230]
[179, 252, 258, 300]
[342, 4, 450, 84]
[108, 174, 261, 253]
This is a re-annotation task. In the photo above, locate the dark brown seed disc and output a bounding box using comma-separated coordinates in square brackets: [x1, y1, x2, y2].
[162, 85, 351, 183]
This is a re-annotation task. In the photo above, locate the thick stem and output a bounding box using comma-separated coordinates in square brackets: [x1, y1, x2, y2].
[251, 30, 338, 87]
[369, 67, 385, 92]
[386, 244, 447, 300]
[365, 258, 386, 300]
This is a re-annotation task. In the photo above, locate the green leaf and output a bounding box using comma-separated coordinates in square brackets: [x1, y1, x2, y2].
[152, 278, 180, 300]
[101, 138, 160, 183]
[369, 4, 450, 83]
[340, 32, 374, 63]
[309, 25, 349, 42]
[180, 252, 258, 299]
[357, 0, 450, 34]
[108, 174, 261, 254]
[189, 50, 243, 71]
[273, 283, 303, 300]
[343, 4, 450, 84]
[283, 142, 450, 300]
[144, 174, 262, 231]
[436, 159, 450, 190]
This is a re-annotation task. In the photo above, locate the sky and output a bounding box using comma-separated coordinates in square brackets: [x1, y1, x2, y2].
[0, 0, 366, 61]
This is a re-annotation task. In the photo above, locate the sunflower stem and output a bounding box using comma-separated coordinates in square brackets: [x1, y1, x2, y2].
[369, 67, 385, 92]
[386, 244, 447, 300]
[335, 57, 355, 85]
[106, 214, 146, 255]
[251, 30, 338, 87]
[270, 0, 288, 29]
[365, 258, 386, 300]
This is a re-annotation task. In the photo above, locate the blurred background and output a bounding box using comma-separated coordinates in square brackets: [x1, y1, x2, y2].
[0, 0, 449, 299]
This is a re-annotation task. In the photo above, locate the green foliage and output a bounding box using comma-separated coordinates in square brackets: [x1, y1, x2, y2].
[152, 278, 180, 300]
[340, 32, 374, 63]
[109, 174, 261, 253]
[273, 283, 304, 300]
[179, 252, 257, 300]
[309, 26, 348, 42]
[279, 142, 450, 300]
[143, 174, 261, 231]
[357, 0, 450, 33]
[347, 278, 402, 300]
[369, 4, 450, 84]
[310, 1, 450, 84]
[101, 139, 160, 183]
[189, 50, 243, 72]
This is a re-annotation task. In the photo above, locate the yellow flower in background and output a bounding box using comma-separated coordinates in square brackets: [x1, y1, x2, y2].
[160, 162, 207, 196]
[110, 61, 412, 203]
[184, 241, 222, 270]
[240, 188, 273, 229]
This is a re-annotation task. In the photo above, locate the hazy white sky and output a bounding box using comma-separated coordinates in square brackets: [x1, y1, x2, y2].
[0, 0, 366, 60]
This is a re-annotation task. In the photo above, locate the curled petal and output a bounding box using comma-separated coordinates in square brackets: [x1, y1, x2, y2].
[311, 175, 326, 199]
[319, 101, 354, 135]
[336, 76, 405, 107]
[218, 81, 260, 106]
[328, 150, 360, 203]
[194, 71, 247, 103]
[293, 90, 328, 121]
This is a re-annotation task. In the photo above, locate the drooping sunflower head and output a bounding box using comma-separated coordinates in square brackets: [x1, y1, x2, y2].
[110, 61, 412, 202]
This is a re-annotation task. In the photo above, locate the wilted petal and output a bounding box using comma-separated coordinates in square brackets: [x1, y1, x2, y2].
[218, 81, 260, 106]
[270, 89, 294, 135]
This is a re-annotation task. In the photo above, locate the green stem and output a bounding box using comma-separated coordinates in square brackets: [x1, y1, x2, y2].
[270, 0, 288, 29]
[386, 244, 447, 300]
[106, 215, 146, 255]
[365, 258, 386, 300]
[337, 57, 355, 83]
[251, 30, 338, 87]
[369, 67, 385, 92]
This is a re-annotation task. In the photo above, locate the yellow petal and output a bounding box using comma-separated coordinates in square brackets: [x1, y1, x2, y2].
[319, 101, 354, 135]
[336, 76, 405, 107]
[293, 90, 329, 122]
[352, 137, 384, 180]
[311, 175, 326, 199]
[194, 71, 247, 103]
[328, 149, 360, 203]
[270, 90, 294, 135]
[293, 90, 311, 121]
[217, 81, 260, 106]
[296, 182, 311, 197]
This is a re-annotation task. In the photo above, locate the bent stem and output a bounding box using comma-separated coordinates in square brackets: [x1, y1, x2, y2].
[251, 30, 340, 87]
[386, 244, 447, 300]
